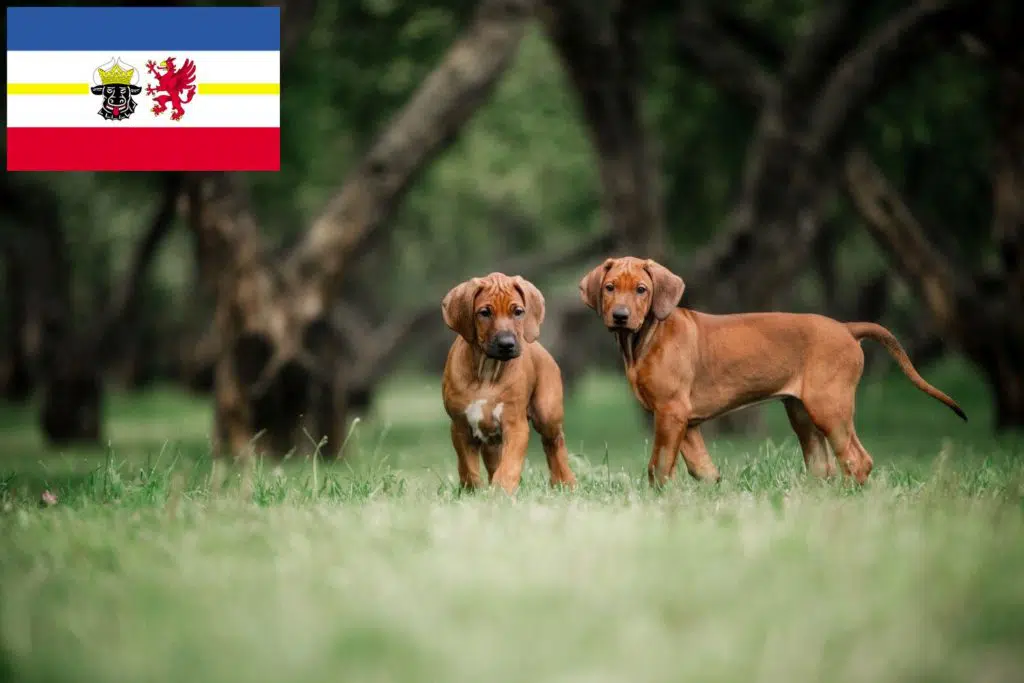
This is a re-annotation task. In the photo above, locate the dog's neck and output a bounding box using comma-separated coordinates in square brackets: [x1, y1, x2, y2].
[615, 316, 658, 369]
[470, 347, 509, 385]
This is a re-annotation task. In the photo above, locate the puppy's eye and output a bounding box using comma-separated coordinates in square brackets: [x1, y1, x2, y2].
[513, 307, 525, 318]
[604, 283, 615, 292]
[636, 285, 647, 294]
[477, 308, 492, 318]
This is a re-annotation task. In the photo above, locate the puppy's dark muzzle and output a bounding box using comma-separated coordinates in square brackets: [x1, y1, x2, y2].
[610, 306, 631, 328]
[486, 332, 520, 360]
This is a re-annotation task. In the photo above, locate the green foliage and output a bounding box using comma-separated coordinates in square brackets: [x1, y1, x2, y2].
[387, 26, 601, 298]
[862, 49, 995, 264]
[253, 0, 478, 235]
[3, 0, 1008, 387]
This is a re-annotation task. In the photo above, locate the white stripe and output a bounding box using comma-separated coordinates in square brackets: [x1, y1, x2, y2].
[7, 51, 279, 84]
[7, 94, 279, 128]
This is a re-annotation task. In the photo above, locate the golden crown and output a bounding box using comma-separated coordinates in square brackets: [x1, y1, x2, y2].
[97, 62, 135, 85]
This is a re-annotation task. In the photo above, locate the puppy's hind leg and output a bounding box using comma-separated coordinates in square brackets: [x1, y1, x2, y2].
[529, 355, 577, 489]
[850, 431, 874, 481]
[783, 398, 835, 479]
[800, 341, 873, 483]
[534, 421, 576, 489]
[678, 426, 721, 483]
[801, 395, 872, 484]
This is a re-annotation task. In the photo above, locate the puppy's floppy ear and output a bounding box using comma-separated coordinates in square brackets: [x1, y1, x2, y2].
[441, 278, 482, 342]
[644, 259, 685, 320]
[578, 258, 615, 311]
[512, 276, 545, 343]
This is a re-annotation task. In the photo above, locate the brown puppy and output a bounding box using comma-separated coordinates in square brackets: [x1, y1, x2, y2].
[579, 257, 967, 486]
[441, 273, 577, 493]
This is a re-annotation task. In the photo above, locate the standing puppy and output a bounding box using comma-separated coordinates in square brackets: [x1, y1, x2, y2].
[441, 272, 577, 493]
[578, 257, 967, 487]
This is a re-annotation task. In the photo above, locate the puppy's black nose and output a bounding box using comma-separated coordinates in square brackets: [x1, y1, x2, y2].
[612, 307, 630, 324]
[496, 334, 517, 353]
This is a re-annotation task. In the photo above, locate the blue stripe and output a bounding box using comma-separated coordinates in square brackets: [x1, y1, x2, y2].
[6, 6, 280, 52]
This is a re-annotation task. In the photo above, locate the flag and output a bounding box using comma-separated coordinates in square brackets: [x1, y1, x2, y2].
[6, 6, 281, 172]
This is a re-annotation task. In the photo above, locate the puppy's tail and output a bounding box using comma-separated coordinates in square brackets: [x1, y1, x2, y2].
[845, 322, 967, 422]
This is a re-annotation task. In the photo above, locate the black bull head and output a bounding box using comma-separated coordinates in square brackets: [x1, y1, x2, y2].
[90, 83, 141, 121]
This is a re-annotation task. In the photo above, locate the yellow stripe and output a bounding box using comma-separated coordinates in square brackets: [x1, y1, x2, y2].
[7, 82, 279, 96]
[199, 83, 279, 95]
[7, 83, 88, 95]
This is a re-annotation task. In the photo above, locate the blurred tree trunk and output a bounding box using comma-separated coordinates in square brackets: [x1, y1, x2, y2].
[1, 179, 98, 443]
[844, 3, 1024, 430]
[1, 174, 183, 445]
[543, 0, 678, 431]
[543, 0, 666, 259]
[34, 206, 100, 443]
[1, 243, 35, 402]
[671, 0, 969, 433]
[986, 7, 1024, 427]
[678, 0, 968, 311]
[845, 140, 1024, 429]
[190, 0, 539, 460]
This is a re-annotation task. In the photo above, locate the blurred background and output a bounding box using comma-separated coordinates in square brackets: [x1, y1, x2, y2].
[1, 0, 1022, 476]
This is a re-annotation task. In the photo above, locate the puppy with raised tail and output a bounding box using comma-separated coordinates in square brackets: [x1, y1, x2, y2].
[579, 257, 967, 487]
[441, 272, 577, 493]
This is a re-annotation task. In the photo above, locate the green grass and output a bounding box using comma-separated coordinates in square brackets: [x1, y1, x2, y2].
[1, 358, 1023, 683]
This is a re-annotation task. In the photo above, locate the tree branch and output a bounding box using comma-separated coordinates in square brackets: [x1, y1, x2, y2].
[344, 307, 437, 391]
[186, 173, 269, 295]
[842, 148, 970, 331]
[0, 178, 73, 376]
[991, 42, 1024, 317]
[543, 0, 665, 256]
[680, 5, 865, 308]
[287, 0, 536, 318]
[676, 3, 775, 106]
[707, 5, 785, 68]
[270, 0, 318, 59]
[4, 175, 184, 373]
[674, 2, 970, 314]
[96, 173, 184, 358]
[486, 228, 616, 281]
[184, 172, 308, 401]
[776, 0, 860, 103]
[807, 0, 967, 154]
[333, 227, 617, 388]
[0, 240, 35, 400]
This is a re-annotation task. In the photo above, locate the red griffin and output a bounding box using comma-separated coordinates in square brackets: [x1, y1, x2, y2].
[146, 57, 197, 121]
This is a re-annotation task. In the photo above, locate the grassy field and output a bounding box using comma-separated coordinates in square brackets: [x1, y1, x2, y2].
[1, 358, 1023, 683]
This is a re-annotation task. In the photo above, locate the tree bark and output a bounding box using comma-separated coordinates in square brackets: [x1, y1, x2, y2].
[190, 0, 539, 459]
[982, 29, 1024, 429]
[678, 0, 966, 314]
[671, 1, 968, 433]
[543, 0, 667, 259]
[844, 144, 1024, 430]
[34, 224, 100, 444]
[0, 178, 94, 443]
[286, 0, 537, 320]
[1, 243, 35, 402]
[1, 174, 184, 444]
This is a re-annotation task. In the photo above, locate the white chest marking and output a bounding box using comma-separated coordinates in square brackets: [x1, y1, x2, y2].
[465, 399, 505, 443]
[465, 399, 487, 441]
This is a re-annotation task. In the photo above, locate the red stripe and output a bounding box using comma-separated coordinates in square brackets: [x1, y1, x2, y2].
[6, 127, 280, 171]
